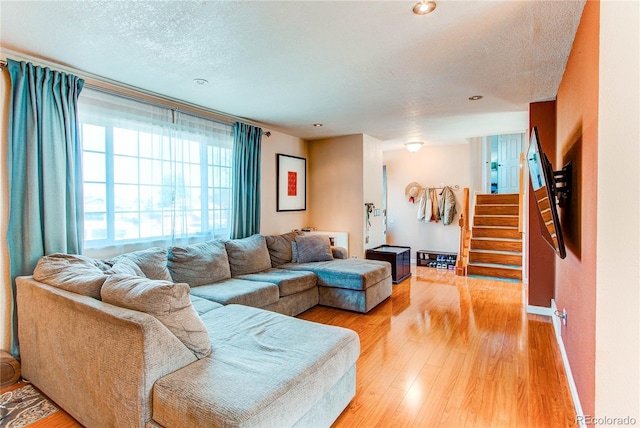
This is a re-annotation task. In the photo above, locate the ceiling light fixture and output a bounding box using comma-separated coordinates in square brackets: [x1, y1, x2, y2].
[313, 123, 323, 127]
[193, 78, 209, 85]
[468, 95, 483, 101]
[412, 1, 437, 15]
[405, 141, 424, 153]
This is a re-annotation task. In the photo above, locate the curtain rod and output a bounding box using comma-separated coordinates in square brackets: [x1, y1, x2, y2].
[0, 59, 271, 137]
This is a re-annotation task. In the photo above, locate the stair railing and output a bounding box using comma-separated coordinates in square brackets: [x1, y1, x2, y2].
[456, 187, 470, 276]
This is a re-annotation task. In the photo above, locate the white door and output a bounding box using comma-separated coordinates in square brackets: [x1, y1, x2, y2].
[497, 133, 523, 194]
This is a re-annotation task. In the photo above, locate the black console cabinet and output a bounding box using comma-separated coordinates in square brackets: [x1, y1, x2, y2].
[365, 245, 411, 284]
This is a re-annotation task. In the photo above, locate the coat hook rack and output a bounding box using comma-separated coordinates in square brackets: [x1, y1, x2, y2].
[425, 184, 460, 190]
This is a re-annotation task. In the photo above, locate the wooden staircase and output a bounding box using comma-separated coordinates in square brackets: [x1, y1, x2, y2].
[466, 193, 523, 280]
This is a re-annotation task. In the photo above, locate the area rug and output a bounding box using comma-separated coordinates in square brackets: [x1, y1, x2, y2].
[0, 383, 59, 428]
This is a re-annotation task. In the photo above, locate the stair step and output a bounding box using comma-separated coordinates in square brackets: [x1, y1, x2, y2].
[471, 239, 522, 252]
[476, 194, 519, 205]
[469, 251, 522, 266]
[539, 208, 553, 224]
[472, 227, 522, 239]
[462, 193, 523, 279]
[474, 216, 519, 227]
[475, 205, 519, 216]
[467, 263, 523, 280]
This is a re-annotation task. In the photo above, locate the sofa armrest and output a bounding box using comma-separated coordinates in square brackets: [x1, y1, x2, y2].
[331, 246, 348, 259]
[16, 276, 197, 427]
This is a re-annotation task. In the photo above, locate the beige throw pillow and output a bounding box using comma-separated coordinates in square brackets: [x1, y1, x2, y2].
[101, 274, 211, 359]
[113, 248, 172, 281]
[33, 253, 108, 299]
[264, 231, 303, 266]
[167, 240, 231, 286]
[105, 257, 145, 277]
[295, 235, 334, 263]
[225, 234, 272, 276]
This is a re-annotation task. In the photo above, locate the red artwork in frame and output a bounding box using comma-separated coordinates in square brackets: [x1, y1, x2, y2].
[288, 171, 297, 196]
[277, 154, 306, 211]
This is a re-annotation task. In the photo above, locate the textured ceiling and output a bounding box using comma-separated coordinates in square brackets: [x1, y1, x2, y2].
[0, 1, 585, 149]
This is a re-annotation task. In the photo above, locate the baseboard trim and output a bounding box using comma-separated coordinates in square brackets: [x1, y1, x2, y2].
[550, 299, 586, 428]
[526, 304, 554, 316]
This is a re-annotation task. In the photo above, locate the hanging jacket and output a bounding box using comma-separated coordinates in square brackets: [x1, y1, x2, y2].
[417, 188, 433, 223]
[417, 188, 428, 222]
[424, 188, 433, 223]
[429, 188, 440, 222]
[438, 186, 457, 225]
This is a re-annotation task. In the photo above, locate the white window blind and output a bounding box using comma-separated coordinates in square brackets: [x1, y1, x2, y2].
[78, 88, 233, 257]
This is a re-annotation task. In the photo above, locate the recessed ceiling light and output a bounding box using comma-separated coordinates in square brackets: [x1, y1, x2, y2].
[413, 1, 437, 15]
[468, 95, 483, 101]
[313, 123, 323, 127]
[193, 78, 209, 85]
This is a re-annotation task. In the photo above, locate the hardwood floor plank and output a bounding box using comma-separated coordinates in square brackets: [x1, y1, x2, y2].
[389, 341, 436, 392]
[30, 411, 82, 428]
[386, 362, 442, 428]
[411, 351, 467, 427]
[370, 386, 410, 428]
[315, 266, 577, 428]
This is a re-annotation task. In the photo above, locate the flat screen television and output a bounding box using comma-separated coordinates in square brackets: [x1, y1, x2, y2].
[527, 126, 571, 259]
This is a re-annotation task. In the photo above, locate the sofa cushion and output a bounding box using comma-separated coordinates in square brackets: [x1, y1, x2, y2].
[167, 240, 230, 286]
[152, 304, 360, 428]
[237, 268, 317, 297]
[114, 247, 172, 281]
[104, 257, 145, 277]
[101, 274, 211, 359]
[264, 231, 302, 267]
[331, 246, 349, 259]
[224, 234, 272, 277]
[190, 295, 223, 316]
[279, 259, 391, 291]
[33, 253, 108, 299]
[295, 235, 334, 263]
[189, 278, 279, 308]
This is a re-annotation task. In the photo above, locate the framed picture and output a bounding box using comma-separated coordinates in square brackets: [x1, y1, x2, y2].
[277, 153, 306, 211]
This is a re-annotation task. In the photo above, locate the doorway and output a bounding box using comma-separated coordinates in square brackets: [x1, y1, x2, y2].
[382, 165, 387, 241]
[485, 133, 524, 194]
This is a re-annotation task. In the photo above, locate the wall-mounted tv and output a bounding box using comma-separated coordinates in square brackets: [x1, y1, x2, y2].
[527, 126, 572, 259]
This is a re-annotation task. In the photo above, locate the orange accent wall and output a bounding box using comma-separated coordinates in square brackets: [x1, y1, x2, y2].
[555, 0, 599, 416]
[528, 101, 556, 307]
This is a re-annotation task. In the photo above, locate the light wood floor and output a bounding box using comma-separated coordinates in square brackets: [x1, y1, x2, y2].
[299, 266, 577, 427]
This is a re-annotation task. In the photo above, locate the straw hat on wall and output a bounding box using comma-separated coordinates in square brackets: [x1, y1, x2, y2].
[404, 182, 424, 203]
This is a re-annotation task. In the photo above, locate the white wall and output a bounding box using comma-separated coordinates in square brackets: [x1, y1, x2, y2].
[308, 133, 384, 258]
[363, 134, 384, 251]
[595, 0, 640, 420]
[384, 143, 471, 259]
[259, 130, 309, 235]
[308, 135, 364, 257]
[467, 137, 485, 195]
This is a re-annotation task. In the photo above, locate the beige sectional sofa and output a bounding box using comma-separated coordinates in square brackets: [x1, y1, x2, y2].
[16, 232, 392, 427]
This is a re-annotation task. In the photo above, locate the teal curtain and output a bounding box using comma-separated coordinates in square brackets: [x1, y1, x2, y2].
[230, 122, 262, 239]
[6, 59, 85, 358]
